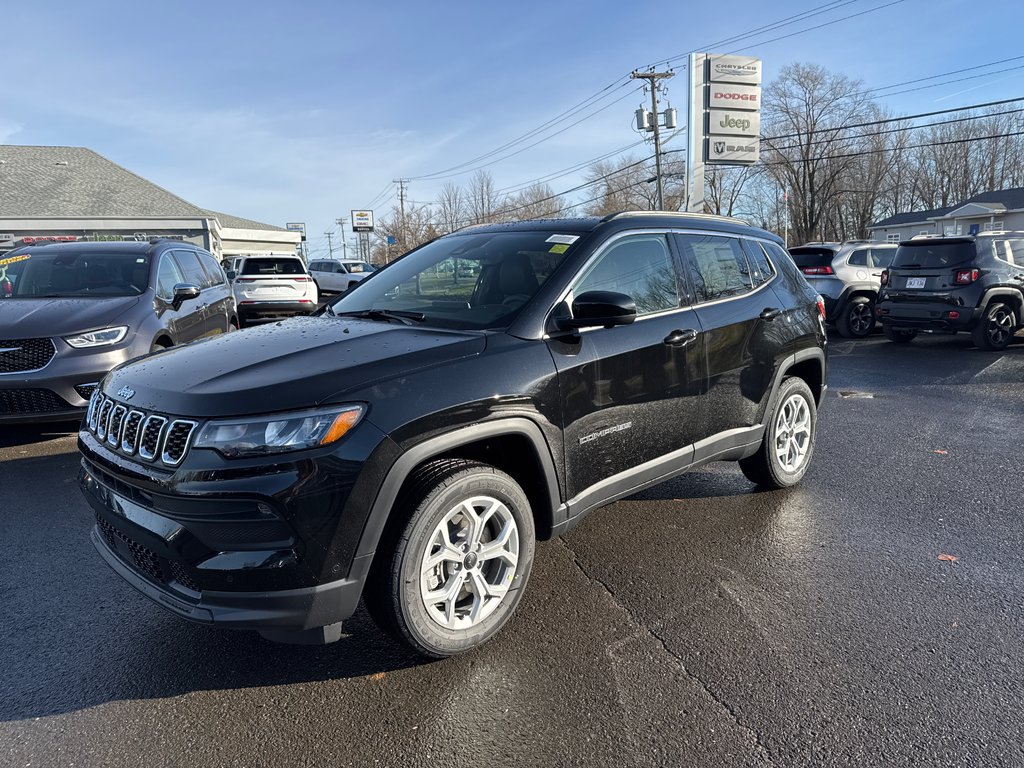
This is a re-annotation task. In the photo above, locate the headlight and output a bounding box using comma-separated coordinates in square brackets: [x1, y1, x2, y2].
[193, 405, 364, 457]
[64, 326, 129, 348]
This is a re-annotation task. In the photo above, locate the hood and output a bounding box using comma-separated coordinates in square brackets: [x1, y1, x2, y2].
[0, 296, 141, 338]
[102, 315, 486, 417]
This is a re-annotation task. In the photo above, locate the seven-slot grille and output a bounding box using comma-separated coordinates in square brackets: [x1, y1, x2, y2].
[87, 390, 198, 466]
[0, 337, 56, 374]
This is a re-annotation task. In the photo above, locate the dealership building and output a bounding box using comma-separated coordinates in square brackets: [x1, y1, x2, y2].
[869, 187, 1024, 242]
[0, 145, 301, 258]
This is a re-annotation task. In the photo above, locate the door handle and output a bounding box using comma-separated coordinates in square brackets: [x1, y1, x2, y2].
[759, 307, 782, 321]
[664, 328, 698, 346]
[871, 272, 883, 277]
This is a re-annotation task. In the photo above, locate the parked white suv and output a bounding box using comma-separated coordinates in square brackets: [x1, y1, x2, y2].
[308, 259, 377, 294]
[229, 255, 318, 326]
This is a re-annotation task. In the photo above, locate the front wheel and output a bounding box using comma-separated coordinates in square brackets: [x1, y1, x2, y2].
[883, 324, 918, 343]
[836, 296, 875, 338]
[365, 459, 535, 658]
[740, 377, 817, 489]
[972, 302, 1016, 351]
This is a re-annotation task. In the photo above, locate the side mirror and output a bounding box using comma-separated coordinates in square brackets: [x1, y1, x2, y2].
[171, 283, 201, 310]
[225, 270, 236, 282]
[554, 290, 637, 331]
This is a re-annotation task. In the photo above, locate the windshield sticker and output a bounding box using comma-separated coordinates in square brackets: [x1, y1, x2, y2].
[545, 234, 579, 245]
[549, 244, 570, 254]
[0, 253, 30, 267]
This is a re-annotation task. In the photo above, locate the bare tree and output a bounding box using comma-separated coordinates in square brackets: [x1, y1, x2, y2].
[466, 170, 500, 224]
[705, 165, 759, 217]
[499, 182, 564, 220]
[436, 182, 466, 234]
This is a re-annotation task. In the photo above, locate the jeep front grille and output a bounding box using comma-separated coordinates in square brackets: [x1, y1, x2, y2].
[86, 390, 198, 467]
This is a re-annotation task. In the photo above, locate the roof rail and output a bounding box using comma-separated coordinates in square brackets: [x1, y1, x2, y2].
[600, 210, 749, 225]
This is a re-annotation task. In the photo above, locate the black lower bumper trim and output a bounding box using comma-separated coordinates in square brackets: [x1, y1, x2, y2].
[92, 527, 370, 636]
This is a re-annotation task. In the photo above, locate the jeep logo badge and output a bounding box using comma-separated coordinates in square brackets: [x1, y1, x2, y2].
[116, 385, 136, 401]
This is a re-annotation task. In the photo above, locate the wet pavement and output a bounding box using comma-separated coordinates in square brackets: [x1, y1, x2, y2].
[2, 333, 1023, 767]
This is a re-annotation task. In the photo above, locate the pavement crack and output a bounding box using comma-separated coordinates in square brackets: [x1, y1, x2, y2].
[558, 537, 777, 766]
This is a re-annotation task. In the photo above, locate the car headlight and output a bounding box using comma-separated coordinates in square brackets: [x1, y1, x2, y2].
[193, 405, 364, 457]
[64, 326, 129, 348]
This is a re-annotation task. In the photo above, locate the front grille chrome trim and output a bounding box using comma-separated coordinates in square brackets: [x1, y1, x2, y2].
[138, 415, 168, 461]
[85, 392, 200, 467]
[106, 405, 128, 446]
[160, 420, 199, 466]
[120, 410, 145, 455]
[96, 399, 113, 440]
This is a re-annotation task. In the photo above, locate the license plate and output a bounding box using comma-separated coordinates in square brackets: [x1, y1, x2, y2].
[906, 277, 926, 289]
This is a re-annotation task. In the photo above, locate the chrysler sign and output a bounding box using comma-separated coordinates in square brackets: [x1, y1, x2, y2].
[708, 55, 762, 86]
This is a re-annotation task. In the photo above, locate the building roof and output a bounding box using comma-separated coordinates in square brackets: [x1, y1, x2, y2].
[204, 209, 288, 232]
[0, 145, 207, 218]
[0, 145, 291, 234]
[871, 187, 1024, 229]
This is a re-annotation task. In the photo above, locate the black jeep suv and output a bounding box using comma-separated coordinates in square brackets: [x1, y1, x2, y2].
[878, 233, 1024, 349]
[78, 213, 827, 657]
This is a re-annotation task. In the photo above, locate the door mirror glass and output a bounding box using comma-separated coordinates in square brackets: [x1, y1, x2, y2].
[225, 270, 236, 281]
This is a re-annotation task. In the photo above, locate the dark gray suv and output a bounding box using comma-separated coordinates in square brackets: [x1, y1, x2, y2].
[878, 233, 1024, 349]
[0, 239, 237, 422]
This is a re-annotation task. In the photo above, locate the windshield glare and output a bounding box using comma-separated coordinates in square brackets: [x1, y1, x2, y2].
[0, 250, 151, 298]
[327, 231, 576, 330]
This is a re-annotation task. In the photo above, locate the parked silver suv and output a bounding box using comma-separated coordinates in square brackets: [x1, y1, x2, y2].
[788, 241, 897, 338]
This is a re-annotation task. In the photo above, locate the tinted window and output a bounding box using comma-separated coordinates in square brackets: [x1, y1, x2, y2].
[1, 249, 151, 298]
[788, 247, 837, 269]
[241, 258, 306, 275]
[680, 234, 752, 302]
[173, 250, 211, 288]
[993, 239, 1024, 266]
[745, 241, 776, 287]
[892, 242, 975, 268]
[574, 234, 678, 315]
[848, 248, 869, 267]
[198, 252, 226, 286]
[342, 261, 375, 273]
[156, 254, 185, 300]
[870, 248, 896, 268]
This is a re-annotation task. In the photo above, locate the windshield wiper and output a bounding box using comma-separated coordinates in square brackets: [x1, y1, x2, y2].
[333, 308, 427, 325]
[895, 263, 923, 269]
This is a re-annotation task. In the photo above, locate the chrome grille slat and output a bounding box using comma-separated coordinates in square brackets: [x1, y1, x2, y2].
[138, 415, 168, 461]
[121, 410, 145, 454]
[106, 405, 128, 446]
[96, 400, 113, 440]
[161, 420, 198, 466]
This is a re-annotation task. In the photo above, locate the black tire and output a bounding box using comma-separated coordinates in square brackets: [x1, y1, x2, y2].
[149, 339, 172, 353]
[971, 301, 1016, 351]
[883, 324, 918, 343]
[364, 459, 536, 658]
[739, 377, 817, 489]
[836, 296, 875, 338]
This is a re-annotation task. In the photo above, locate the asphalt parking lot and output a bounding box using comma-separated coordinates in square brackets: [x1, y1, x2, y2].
[2, 332, 1022, 767]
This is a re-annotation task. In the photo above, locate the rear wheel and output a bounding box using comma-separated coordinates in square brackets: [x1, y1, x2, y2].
[883, 324, 918, 343]
[739, 377, 817, 489]
[972, 302, 1016, 351]
[836, 296, 875, 338]
[365, 459, 535, 658]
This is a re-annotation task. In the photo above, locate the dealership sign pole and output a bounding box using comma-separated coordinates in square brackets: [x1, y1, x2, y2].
[350, 210, 374, 263]
[687, 53, 762, 213]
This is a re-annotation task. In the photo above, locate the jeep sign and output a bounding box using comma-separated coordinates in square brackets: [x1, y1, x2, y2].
[708, 84, 761, 110]
[707, 109, 760, 137]
[707, 54, 762, 86]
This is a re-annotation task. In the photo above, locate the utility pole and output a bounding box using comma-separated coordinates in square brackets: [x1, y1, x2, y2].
[335, 218, 348, 260]
[393, 179, 408, 250]
[324, 231, 334, 258]
[631, 70, 674, 210]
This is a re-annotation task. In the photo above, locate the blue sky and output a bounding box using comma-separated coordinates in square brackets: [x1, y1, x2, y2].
[4, 0, 1022, 257]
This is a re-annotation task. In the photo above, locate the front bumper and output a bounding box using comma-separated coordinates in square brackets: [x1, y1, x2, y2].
[0, 342, 136, 423]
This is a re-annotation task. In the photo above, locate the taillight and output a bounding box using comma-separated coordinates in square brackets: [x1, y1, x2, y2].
[801, 266, 834, 276]
[954, 268, 979, 285]
[291, 276, 312, 282]
[880, 270, 889, 286]
[816, 296, 826, 319]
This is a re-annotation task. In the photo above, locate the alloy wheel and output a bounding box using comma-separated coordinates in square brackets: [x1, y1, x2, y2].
[419, 496, 520, 630]
[987, 307, 1013, 347]
[849, 302, 873, 335]
[774, 393, 812, 473]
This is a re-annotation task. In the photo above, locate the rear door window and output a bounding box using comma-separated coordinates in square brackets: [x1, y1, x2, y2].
[198, 252, 226, 286]
[679, 234, 753, 302]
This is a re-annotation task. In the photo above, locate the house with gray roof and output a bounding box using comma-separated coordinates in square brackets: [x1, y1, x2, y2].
[0, 145, 301, 258]
[869, 188, 1024, 243]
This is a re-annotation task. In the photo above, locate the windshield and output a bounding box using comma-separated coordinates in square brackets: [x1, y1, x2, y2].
[241, 258, 306, 275]
[342, 261, 376, 273]
[892, 241, 976, 269]
[326, 230, 578, 330]
[0, 250, 151, 298]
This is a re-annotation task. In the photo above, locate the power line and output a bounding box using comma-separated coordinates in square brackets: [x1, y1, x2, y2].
[864, 55, 1024, 95]
[868, 64, 1024, 99]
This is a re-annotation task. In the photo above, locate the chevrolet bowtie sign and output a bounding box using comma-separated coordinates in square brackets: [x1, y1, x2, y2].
[702, 54, 762, 166]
